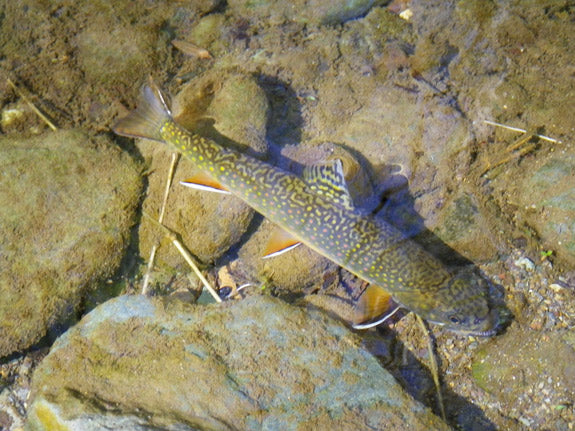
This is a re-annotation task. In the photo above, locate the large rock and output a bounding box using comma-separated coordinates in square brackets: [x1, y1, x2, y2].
[0, 130, 142, 357]
[472, 325, 575, 428]
[227, 0, 376, 26]
[26, 295, 450, 430]
[488, 154, 575, 267]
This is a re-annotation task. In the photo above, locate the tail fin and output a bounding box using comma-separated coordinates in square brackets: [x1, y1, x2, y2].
[112, 80, 172, 142]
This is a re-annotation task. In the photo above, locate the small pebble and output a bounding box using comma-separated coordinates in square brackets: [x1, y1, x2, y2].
[515, 257, 535, 271]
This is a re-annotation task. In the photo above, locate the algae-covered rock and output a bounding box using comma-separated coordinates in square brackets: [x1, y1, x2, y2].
[0, 130, 142, 357]
[228, 0, 376, 25]
[26, 294, 450, 431]
[472, 325, 575, 427]
[512, 155, 575, 267]
[433, 191, 499, 262]
[205, 74, 269, 155]
[75, 18, 156, 85]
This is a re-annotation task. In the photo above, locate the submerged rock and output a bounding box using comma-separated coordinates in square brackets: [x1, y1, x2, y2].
[509, 155, 575, 267]
[27, 295, 450, 431]
[0, 130, 142, 358]
[75, 19, 156, 85]
[472, 325, 575, 428]
[227, 0, 376, 25]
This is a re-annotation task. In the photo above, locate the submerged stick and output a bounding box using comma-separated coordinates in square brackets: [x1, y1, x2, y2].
[483, 120, 562, 144]
[416, 314, 446, 422]
[481, 120, 563, 177]
[141, 153, 180, 295]
[143, 211, 222, 303]
[7, 79, 58, 131]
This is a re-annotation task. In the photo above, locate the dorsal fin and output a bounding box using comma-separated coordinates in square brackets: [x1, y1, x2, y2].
[303, 159, 354, 209]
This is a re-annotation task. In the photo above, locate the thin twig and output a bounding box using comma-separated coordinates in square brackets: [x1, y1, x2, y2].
[141, 245, 158, 296]
[143, 212, 222, 303]
[416, 314, 446, 422]
[159, 153, 180, 223]
[141, 153, 180, 295]
[7, 79, 57, 131]
[483, 120, 562, 144]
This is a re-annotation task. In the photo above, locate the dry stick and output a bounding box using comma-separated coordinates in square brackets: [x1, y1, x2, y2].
[416, 314, 446, 422]
[7, 79, 57, 131]
[143, 212, 222, 303]
[141, 152, 180, 295]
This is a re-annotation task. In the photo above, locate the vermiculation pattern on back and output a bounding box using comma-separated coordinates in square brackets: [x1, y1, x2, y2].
[160, 120, 452, 298]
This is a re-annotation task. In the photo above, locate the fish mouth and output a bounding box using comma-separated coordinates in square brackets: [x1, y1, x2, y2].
[447, 310, 509, 337]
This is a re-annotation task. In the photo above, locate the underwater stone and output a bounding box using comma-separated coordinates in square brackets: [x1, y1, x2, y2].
[472, 326, 575, 414]
[227, 0, 376, 25]
[0, 130, 142, 357]
[27, 294, 450, 430]
[75, 19, 155, 85]
[519, 156, 575, 266]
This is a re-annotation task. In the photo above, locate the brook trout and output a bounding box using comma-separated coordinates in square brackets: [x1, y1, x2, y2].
[113, 82, 499, 336]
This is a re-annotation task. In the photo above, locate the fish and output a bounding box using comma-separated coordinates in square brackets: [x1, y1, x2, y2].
[113, 81, 500, 336]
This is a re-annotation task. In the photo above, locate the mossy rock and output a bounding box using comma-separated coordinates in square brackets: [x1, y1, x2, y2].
[0, 130, 142, 357]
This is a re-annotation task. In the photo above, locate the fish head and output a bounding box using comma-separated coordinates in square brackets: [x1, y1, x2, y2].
[424, 268, 500, 336]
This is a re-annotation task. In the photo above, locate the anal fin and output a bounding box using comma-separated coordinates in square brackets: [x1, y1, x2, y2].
[353, 285, 401, 330]
[262, 228, 301, 259]
[180, 172, 230, 194]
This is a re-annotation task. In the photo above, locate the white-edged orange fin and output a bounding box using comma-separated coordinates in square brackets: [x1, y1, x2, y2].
[180, 173, 230, 194]
[353, 285, 400, 329]
[262, 228, 302, 259]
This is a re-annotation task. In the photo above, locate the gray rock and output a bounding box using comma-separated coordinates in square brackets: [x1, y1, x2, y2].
[513, 155, 575, 267]
[472, 325, 575, 428]
[26, 295, 449, 431]
[0, 130, 142, 357]
[76, 19, 156, 85]
[227, 0, 376, 25]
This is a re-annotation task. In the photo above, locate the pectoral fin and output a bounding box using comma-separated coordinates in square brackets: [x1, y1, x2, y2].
[180, 172, 231, 194]
[262, 228, 301, 259]
[353, 285, 401, 329]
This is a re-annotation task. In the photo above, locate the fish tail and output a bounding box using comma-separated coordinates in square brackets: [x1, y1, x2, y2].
[112, 80, 172, 142]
